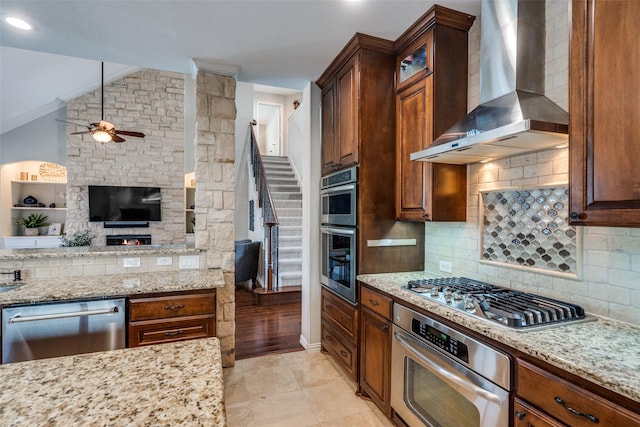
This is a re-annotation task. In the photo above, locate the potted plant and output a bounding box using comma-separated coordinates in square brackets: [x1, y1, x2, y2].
[14, 213, 50, 236]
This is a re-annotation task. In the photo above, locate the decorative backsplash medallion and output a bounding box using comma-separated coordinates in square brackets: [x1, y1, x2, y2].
[481, 186, 578, 275]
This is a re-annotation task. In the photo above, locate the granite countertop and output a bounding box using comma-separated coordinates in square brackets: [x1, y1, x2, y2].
[357, 271, 640, 404]
[0, 338, 226, 426]
[0, 269, 224, 306]
[0, 244, 200, 260]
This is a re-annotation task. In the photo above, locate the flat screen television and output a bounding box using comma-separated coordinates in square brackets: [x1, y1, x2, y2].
[88, 186, 162, 222]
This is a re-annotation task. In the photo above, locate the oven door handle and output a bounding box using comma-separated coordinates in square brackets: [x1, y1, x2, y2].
[321, 184, 356, 194]
[321, 227, 355, 236]
[394, 331, 506, 405]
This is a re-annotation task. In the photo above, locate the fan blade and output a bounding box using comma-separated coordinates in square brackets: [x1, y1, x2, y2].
[114, 130, 145, 138]
[70, 131, 91, 135]
[57, 119, 90, 129]
[111, 134, 126, 143]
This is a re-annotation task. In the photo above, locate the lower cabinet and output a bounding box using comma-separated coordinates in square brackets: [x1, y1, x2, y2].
[128, 291, 216, 347]
[320, 288, 358, 381]
[359, 285, 393, 417]
[516, 358, 640, 427]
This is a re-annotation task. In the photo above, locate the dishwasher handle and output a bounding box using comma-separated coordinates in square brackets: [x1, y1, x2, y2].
[8, 306, 120, 324]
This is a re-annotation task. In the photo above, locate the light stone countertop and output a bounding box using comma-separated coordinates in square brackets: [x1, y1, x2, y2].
[0, 338, 226, 426]
[357, 271, 640, 404]
[0, 269, 224, 306]
[0, 244, 200, 260]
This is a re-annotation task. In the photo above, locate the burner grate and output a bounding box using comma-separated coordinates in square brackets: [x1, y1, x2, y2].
[404, 277, 589, 329]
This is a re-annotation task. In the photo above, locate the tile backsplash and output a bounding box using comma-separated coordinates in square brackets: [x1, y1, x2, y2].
[481, 186, 578, 276]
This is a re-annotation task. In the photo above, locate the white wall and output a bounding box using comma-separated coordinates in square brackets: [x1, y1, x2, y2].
[425, 0, 639, 325]
[0, 107, 67, 165]
[296, 82, 322, 350]
[234, 82, 254, 241]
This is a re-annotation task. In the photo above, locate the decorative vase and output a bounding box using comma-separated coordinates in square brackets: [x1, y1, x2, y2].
[24, 228, 39, 236]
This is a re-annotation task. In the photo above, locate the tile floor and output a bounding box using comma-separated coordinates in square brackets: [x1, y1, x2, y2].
[223, 350, 395, 426]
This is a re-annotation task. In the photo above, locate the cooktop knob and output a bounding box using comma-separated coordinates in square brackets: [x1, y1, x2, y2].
[430, 287, 440, 297]
[453, 292, 463, 301]
[464, 298, 476, 313]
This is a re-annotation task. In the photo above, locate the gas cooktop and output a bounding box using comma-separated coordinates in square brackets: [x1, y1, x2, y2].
[404, 277, 594, 331]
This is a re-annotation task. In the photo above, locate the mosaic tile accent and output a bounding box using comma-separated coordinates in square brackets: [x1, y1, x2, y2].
[481, 187, 577, 274]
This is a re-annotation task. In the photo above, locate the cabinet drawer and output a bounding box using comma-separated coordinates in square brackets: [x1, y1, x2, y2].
[321, 289, 357, 341]
[517, 359, 640, 427]
[129, 293, 215, 321]
[514, 398, 567, 427]
[321, 319, 357, 380]
[360, 286, 392, 320]
[129, 314, 215, 347]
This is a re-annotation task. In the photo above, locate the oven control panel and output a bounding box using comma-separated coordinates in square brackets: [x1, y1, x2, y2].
[412, 318, 469, 362]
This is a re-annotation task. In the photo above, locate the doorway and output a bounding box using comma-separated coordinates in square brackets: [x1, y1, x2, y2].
[256, 102, 282, 156]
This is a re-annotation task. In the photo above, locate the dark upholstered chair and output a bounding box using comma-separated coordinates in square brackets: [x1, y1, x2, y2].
[234, 239, 261, 288]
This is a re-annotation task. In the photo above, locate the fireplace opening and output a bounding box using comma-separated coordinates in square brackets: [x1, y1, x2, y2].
[106, 234, 152, 246]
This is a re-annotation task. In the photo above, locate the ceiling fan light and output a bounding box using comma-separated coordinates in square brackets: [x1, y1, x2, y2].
[93, 130, 112, 143]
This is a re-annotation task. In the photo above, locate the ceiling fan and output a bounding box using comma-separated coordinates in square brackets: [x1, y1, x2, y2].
[59, 62, 145, 143]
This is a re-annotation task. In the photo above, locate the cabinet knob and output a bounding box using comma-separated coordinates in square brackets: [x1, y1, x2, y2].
[515, 410, 526, 420]
[569, 212, 586, 221]
[422, 213, 430, 220]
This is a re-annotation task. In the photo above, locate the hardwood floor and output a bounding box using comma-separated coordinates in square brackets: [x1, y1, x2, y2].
[235, 287, 303, 360]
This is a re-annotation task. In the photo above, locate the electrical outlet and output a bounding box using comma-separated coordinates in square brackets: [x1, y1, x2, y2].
[123, 257, 141, 268]
[439, 260, 452, 273]
[179, 255, 199, 269]
[156, 256, 172, 266]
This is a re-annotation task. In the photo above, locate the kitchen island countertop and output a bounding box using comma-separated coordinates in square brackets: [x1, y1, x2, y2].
[0, 338, 226, 426]
[0, 269, 224, 306]
[358, 271, 640, 404]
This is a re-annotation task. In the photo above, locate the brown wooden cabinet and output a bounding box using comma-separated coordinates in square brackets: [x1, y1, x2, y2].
[317, 33, 394, 176]
[394, 6, 473, 222]
[318, 32, 425, 275]
[569, 0, 640, 226]
[516, 359, 640, 427]
[128, 291, 216, 347]
[359, 285, 393, 417]
[321, 287, 358, 380]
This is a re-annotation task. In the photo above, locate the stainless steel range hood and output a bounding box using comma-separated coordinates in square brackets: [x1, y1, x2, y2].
[411, 0, 568, 164]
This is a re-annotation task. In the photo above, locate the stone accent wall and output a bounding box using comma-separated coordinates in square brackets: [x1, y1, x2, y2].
[194, 71, 236, 366]
[65, 69, 185, 245]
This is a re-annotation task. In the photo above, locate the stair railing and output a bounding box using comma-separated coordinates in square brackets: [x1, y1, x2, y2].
[249, 123, 279, 291]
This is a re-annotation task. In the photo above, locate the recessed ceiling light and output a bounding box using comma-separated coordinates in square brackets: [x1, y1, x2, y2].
[5, 16, 32, 30]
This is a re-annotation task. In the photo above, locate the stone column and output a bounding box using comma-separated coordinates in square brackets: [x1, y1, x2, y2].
[194, 71, 236, 366]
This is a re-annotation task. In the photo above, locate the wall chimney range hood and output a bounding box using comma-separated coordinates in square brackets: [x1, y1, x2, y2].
[411, 0, 568, 164]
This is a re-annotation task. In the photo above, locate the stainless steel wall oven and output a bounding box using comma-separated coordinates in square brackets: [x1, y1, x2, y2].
[321, 166, 357, 227]
[391, 304, 511, 427]
[320, 166, 358, 304]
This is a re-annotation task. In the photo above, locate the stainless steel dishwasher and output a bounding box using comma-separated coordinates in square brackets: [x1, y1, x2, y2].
[2, 298, 126, 364]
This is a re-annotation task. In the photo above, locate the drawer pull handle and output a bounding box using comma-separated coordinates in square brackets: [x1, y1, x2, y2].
[164, 330, 184, 337]
[554, 397, 599, 424]
[515, 411, 526, 420]
[369, 299, 379, 306]
[164, 304, 185, 311]
[340, 350, 348, 357]
[325, 335, 333, 342]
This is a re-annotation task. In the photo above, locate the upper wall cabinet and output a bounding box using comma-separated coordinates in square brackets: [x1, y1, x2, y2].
[394, 6, 474, 221]
[317, 34, 396, 176]
[569, 0, 640, 227]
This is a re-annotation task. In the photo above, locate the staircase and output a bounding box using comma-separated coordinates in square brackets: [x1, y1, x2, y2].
[257, 156, 302, 304]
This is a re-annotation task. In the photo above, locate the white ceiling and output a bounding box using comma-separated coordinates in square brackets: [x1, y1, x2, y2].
[0, 0, 481, 134]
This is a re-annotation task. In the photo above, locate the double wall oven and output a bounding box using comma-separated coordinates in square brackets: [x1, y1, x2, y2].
[320, 166, 358, 304]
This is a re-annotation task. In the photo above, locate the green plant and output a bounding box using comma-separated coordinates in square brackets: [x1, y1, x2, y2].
[14, 213, 50, 228]
[60, 230, 94, 247]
